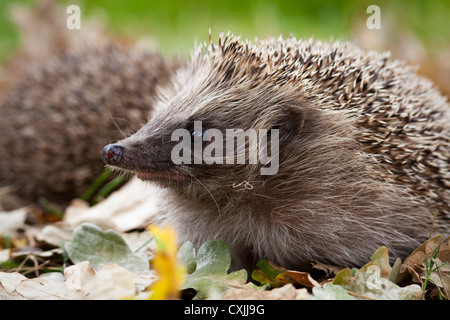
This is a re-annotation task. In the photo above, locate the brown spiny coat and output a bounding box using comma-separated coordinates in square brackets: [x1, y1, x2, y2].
[108, 34, 449, 270]
[0, 45, 179, 210]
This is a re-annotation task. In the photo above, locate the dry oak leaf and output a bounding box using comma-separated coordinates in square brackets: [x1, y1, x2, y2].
[223, 283, 308, 300]
[403, 235, 450, 285]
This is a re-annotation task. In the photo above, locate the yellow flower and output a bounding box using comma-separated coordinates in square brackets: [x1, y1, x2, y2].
[148, 225, 185, 300]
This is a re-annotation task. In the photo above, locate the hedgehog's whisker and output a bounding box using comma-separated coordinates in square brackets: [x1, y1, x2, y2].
[178, 167, 221, 216]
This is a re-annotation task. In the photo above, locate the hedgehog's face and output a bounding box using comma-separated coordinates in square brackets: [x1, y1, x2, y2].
[102, 88, 306, 199]
[102, 48, 309, 198]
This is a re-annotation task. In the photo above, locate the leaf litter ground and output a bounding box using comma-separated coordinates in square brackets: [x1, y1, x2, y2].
[0, 178, 449, 300]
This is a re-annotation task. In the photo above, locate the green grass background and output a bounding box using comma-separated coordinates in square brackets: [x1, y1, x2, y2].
[0, 0, 449, 61]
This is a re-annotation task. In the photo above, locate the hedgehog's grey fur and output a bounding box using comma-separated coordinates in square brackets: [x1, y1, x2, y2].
[0, 45, 179, 210]
[109, 34, 449, 270]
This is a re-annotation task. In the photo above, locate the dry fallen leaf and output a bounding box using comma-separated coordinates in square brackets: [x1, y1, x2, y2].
[223, 283, 308, 300]
[277, 270, 320, 288]
[0, 208, 27, 234]
[252, 259, 321, 288]
[63, 178, 167, 232]
[403, 235, 449, 283]
[0, 261, 156, 300]
[66, 262, 137, 299]
[311, 261, 343, 277]
[0, 270, 81, 300]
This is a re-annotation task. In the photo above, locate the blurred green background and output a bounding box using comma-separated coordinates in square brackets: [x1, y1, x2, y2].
[0, 0, 449, 60]
[0, 0, 449, 96]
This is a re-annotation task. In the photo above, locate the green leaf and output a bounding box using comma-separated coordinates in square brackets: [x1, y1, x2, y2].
[339, 265, 423, 300]
[369, 246, 391, 279]
[389, 258, 409, 284]
[251, 260, 286, 288]
[332, 246, 423, 300]
[308, 283, 357, 300]
[332, 268, 353, 285]
[177, 241, 197, 274]
[194, 240, 230, 276]
[65, 223, 150, 275]
[180, 240, 258, 300]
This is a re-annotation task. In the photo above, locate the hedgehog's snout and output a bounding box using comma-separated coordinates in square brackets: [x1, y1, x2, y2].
[102, 143, 125, 165]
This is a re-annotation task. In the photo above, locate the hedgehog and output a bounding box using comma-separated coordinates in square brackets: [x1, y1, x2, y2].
[0, 45, 180, 211]
[102, 34, 450, 271]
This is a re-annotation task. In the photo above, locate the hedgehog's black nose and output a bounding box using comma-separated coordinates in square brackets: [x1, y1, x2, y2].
[102, 143, 125, 165]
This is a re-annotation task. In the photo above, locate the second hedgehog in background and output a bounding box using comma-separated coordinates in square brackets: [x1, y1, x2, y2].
[0, 45, 180, 210]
